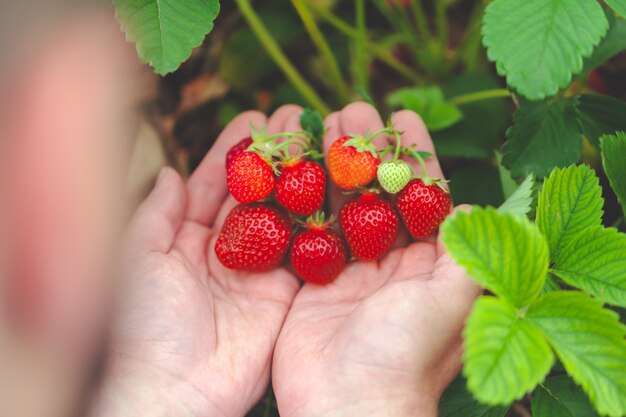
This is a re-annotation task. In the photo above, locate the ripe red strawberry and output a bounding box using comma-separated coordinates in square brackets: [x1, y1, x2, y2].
[275, 160, 326, 216]
[396, 179, 452, 239]
[226, 137, 253, 171]
[328, 135, 381, 190]
[227, 151, 275, 203]
[290, 220, 346, 285]
[339, 192, 399, 261]
[215, 203, 292, 272]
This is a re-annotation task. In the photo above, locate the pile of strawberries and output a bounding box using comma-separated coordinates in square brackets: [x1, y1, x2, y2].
[215, 123, 451, 285]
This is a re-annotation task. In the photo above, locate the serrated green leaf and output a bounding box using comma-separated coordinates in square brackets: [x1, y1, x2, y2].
[538, 376, 599, 417]
[387, 87, 463, 131]
[299, 108, 324, 141]
[536, 165, 604, 259]
[601, 132, 626, 218]
[531, 384, 574, 417]
[113, 0, 220, 75]
[463, 297, 554, 404]
[441, 207, 549, 307]
[503, 99, 583, 178]
[528, 291, 626, 417]
[541, 273, 561, 295]
[552, 226, 626, 307]
[439, 376, 509, 417]
[482, 0, 608, 100]
[582, 11, 626, 73]
[577, 94, 626, 148]
[498, 175, 534, 216]
[605, 0, 626, 18]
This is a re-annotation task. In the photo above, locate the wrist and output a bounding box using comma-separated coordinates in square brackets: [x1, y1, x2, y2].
[90, 362, 216, 417]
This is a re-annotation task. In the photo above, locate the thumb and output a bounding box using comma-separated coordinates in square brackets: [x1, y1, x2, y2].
[126, 167, 187, 254]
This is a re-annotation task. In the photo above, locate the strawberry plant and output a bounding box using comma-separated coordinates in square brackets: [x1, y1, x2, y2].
[111, 0, 626, 415]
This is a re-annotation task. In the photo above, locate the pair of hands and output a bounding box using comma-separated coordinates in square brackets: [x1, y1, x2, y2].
[93, 103, 481, 417]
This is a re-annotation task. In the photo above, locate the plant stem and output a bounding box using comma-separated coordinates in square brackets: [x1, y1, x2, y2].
[449, 88, 512, 105]
[354, 0, 369, 90]
[393, 131, 402, 160]
[373, 0, 421, 63]
[235, 0, 331, 115]
[410, 0, 431, 41]
[291, 0, 351, 104]
[435, 0, 449, 49]
[305, 0, 423, 84]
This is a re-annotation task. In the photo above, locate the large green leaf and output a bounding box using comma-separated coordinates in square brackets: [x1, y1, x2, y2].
[439, 376, 509, 417]
[498, 175, 534, 216]
[582, 11, 626, 73]
[536, 165, 604, 259]
[577, 95, 626, 148]
[536, 376, 599, 417]
[601, 132, 626, 218]
[531, 384, 574, 417]
[387, 87, 463, 131]
[441, 207, 548, 307]
[113, 0, 220, 75]
[552, 226, 626, 307]
[502, 99, 582, 178]
[528, 291, 626, 417]
[605, 0, 626, 18]
[482, 0, 608, 100]
[463, 297, 554, 404]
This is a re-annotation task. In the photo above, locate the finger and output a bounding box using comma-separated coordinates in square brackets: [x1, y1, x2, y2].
[321, 111, 348, 215]
[127, 167, 187, 254]
[267, 104, 303, 135]
[390, 110, 445, 181]
[186, 111, 267, 226]
[340, 102, 388, 150]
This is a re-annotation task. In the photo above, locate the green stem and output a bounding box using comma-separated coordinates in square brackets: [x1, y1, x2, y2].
[291, 0, 351, 104]
[305, 0, 423, 84]
[355, 0, 369, 90]
[404, 147, 428, 177]
[435, 0, 449, 49]
[409, 0, 432, 41]
[373, 0, 421, 64]
[449, 88, 512, 105]
[235, 0, 331, 115]
[393, 131, 402, 160]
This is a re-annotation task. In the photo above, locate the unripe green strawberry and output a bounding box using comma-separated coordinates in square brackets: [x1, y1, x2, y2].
[377, 160, 414, 194]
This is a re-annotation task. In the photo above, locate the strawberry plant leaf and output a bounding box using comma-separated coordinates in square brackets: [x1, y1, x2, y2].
[463, 297, 554, 404]
[387, 87, 463, 131]
[577, 95, 626, 148]
[541, 273, 561, 295]
[536, 165, 604, 259]
[495, 152, 518, 200]
[528, 291, 626, 417]
[605, 0, 626, 18]
[552, 226, 626, 307]
[582, 10, 626, 73]
[531, 384, 574, 417]
[537, 376, 599, 417]
[299, 108, 325, 142]
[482, 0, 608, 100]
[502, 98, 582, 178]
[439, 375, 509, 417]
[600, 132, 626, 218]
[441, 207, 549, 307]
[498, 175, 534, 216]
[113, 0, 221, 75]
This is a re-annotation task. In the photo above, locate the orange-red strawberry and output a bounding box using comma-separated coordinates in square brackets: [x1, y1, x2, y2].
[225, 137, 253, 171]
[339, 192, 399, 261]
[290, 218, 346, 285]
[275, 160, 326, 216]
[396, 179, 451, 239]
[328, 135, 381, 190]
[215, 203, 292, 272]
[227, 151, 275, 203]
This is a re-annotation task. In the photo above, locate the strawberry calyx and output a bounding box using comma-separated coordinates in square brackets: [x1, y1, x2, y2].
[343, 127, 394, 158]
[305, 211, 335, 230]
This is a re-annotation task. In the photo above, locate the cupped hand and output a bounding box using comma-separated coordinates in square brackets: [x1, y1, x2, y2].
[273, 103, 482, 417]
[94, 106, 305, 417]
